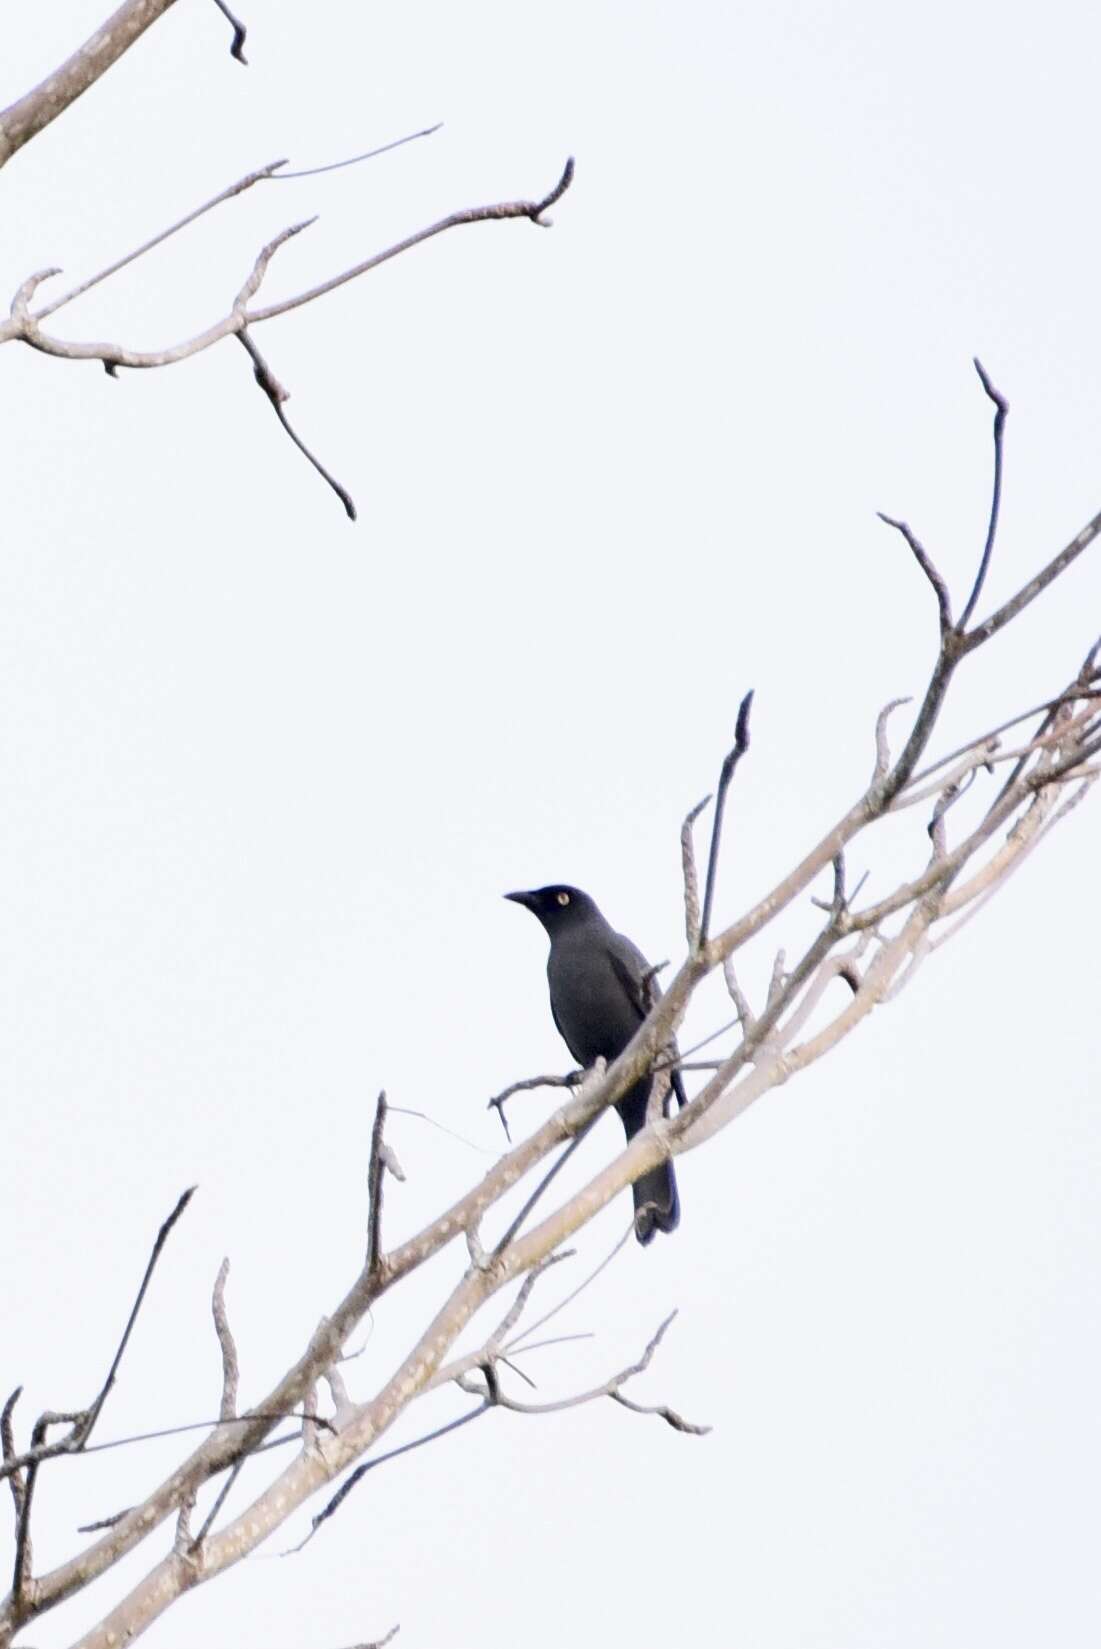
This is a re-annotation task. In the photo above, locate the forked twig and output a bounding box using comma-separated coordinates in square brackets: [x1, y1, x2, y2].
[488, 1070, 582, 1143]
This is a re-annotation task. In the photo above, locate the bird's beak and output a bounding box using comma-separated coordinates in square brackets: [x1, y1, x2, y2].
[504, 890, 536, 909]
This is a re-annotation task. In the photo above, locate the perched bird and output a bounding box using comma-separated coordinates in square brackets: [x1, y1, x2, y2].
[505, 885, 685, 1243]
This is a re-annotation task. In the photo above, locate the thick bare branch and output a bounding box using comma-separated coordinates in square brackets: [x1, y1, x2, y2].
[0, 0, 180, 170]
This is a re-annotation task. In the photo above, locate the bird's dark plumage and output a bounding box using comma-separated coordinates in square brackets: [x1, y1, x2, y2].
[505, 885, 684, 1244]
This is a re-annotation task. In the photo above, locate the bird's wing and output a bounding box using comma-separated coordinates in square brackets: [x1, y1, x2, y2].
[605, 931, 653, 1022]
[608, 930, 689, 1112]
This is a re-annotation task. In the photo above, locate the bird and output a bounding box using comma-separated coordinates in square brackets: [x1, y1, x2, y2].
[505, 885, 685, 1243]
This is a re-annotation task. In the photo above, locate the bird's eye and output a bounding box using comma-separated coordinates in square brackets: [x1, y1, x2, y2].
[556, 891, 570, 906]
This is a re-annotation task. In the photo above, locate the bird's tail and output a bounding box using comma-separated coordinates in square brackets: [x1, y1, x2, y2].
[618, 1079, 680, 1244]
[633, 1160, 680, 1245]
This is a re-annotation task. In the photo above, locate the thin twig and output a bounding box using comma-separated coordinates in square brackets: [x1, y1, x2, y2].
[958, 359, 1008, 631]
[721, 956, 754, 1030]
[13, 1414, 50, 1602]
[492, 1126, 595, 1257]
[249, 156, 576, 320]
[1, 1388, 24, 1534]
[960, 506, 1101, 655]
[286, 1402, 491, 1554]
[33, 124, 441, 323]
[699, 690, 754, 946]
[210, 0, 248, 61]
[872, 697, 913, 785]
[366, 1092, 389, 1275]
[681, 794, 711, 948]
[211, 1260, 238, 1421]
[238, 328, 357, 519]
[34, 161, 288, 323]
[507, 1224, 634, 1352]
[467, 1312, 709, 1435]
[84, 1187, 197, 1443]
[905, 688, 1101, 795]
[877, 514, 952, 632]
[277, 124, 442, 180]
[609, 1391, 712, 1435]
[488, 1070, 582, 1143]
[387, 1104, 497, 1157]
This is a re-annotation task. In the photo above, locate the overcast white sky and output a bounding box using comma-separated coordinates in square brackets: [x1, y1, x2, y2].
[2, 2, 1099, 1645]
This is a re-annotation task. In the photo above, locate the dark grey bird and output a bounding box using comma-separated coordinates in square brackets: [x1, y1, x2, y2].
[505, 885, 685, 1244]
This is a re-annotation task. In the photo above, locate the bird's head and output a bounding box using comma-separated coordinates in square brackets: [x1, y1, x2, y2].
[504, 884, 599, 935]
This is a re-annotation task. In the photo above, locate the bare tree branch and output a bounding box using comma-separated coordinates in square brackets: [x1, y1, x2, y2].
[366, 1092, 390, 1277]
[459, 1312, 710, 1435]
[0, 0, 180, 170]
[1, 160, 577, 371]
[277, 124, 443, 180]
[958, 358, 1009, 630]
[211, 1261, 238, 1423]
[238, 329, 357, 518]
[681, 794, 711, 948]
[84, 1188, 197, 1445]
[488, 1070, 582, 1143]
[960, 507, 1101, 653]
[877, 514, 952, 632]
[210, 0, 248, 62]
[698, 690, 754, 946]
[3, 354, 1100, 1649]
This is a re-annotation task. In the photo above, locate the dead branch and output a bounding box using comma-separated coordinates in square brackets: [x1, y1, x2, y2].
[698, 690, 754, 946]
[877, 515, 952, 633]
[288, 1400, 492, 1555]
[958, 358, 1008, 629]
[488, 1069, 583, 1142]
[366, 1092, 390, 1277]
[458, 1312, 710, 1436]
[680, 793, 711, 948]
[3, 363, 1100, 1649]
[0, 1, 180, 170]
[1, 160, 576, 369]
[210, 0, 248, 62]
[277, 124, 442, 180]
[211, 1261, 238, 1422]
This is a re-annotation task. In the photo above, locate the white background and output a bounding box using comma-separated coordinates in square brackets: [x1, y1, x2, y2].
[2, 3, 1099, 1645]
